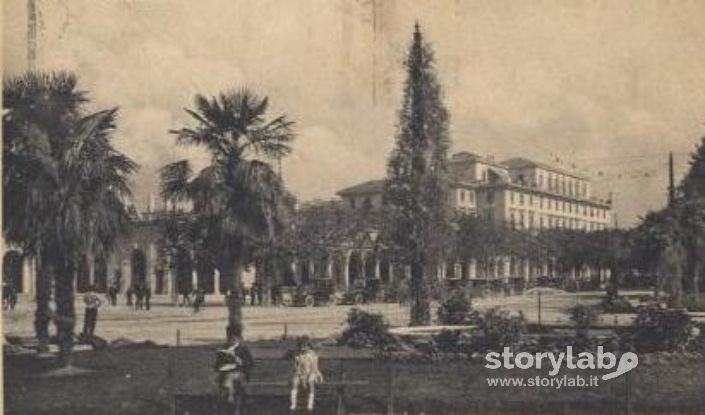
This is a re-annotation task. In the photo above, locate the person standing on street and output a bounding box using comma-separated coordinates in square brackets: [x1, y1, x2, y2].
[126, 285, 133, 307]
[257, 283, 264, 306]
[249, 282, 257, 306]
[82, 285, 103, 337]
[144, 283, 151, 310]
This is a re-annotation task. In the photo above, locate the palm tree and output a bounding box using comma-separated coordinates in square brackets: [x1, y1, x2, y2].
[52, 109, 136, 363]
[3, 72, 136, 362]
[160, 89, 294, 337]
[4, 72, 86, 352]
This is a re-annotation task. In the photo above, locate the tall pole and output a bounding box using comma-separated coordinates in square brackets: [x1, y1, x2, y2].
[668, 152, 675, 207]
[27, 0, 37, 71]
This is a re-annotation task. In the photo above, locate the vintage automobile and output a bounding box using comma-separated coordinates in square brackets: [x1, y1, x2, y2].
[338, 279, 384, 305]
[281, 278, 336, 307]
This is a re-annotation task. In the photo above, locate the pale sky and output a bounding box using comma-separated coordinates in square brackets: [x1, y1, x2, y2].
[4, 0, 705, 226]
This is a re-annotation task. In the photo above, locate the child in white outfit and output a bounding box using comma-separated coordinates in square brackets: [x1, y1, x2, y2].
[287, 336, 323, 411]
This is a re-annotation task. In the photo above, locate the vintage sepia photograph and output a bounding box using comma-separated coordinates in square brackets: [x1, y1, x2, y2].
[3, 1, 705, 414]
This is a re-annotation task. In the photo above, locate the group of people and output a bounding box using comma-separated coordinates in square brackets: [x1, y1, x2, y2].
[237, 282, 283, 307]
[215, 327, 323, 413]
[106, 281, 120, 306]
[126, 282, 152, 310]
[247, 282, 265, 306]
[181, 287, 207, 313]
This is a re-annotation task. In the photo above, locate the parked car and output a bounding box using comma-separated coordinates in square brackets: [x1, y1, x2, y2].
[339, 279, 383, 305]
[283, 279, 336, 307]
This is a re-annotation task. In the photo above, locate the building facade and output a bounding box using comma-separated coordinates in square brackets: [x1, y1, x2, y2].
[339, 152, 612, 232]
[333, 151, 614, 288]
[3, 152, 613, 297]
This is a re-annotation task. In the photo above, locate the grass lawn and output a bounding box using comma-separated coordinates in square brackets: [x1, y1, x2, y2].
[5, 340, 705, 415]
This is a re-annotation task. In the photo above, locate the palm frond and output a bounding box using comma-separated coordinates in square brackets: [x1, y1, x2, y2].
[159, 160, 193, 202]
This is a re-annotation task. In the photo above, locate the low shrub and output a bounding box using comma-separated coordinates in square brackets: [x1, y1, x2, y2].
[569, 304, 598, 351]
[472, 308, 527, 352]
[626, 306, 693, 353]
[338, 308, 399, 351]
[601, 296, 635, 314]
[437, 289, 480, 325]
[683, 294, 705, 312]
[432, 329, 475, 354]
[569, 304, 598, 331]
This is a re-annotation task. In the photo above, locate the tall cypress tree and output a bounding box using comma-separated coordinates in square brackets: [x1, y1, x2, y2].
[681, 137, 705, 200]
[384, 24, 451, 326]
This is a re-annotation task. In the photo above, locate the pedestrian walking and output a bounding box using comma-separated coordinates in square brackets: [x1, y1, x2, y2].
[250, 282, 257, 306]
[144, 283, 151, 310]
[126, 285, 134, 307]
[286, 335, 323, 412]
[181, 286, 192, 306]
[82, 285, 103, 336]
[107, 282, 118, 306]
[193, 288, 205, 313]
[256, 283, 264, 306]
[135, 283, 144, 310]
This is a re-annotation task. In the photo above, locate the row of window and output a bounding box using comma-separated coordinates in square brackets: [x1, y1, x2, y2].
[509, 209, 608, 231]
[536, 170, 588, 198]
[509, 191, 606, 219]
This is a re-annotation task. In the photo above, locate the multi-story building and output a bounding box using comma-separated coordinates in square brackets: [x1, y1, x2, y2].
[3, 151, 613, 298]
[334, 151, 613, 288]
[338, 152, 613, 231]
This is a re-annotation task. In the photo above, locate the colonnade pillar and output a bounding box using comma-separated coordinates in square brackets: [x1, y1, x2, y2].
[21, 256, 36, 295]
[148, 244, 157, 293]
[343, 251, 351, 290]
[214, 268, 221, 294]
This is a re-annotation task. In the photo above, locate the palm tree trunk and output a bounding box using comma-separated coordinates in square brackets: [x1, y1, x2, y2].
[409, 260, 430, 326]
[54, 259, 76, 366]
[33, 254, 51, 353]
[222, 254, 245, 338]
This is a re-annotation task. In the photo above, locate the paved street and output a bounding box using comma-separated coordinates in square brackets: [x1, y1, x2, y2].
[3, 291, 623, 346]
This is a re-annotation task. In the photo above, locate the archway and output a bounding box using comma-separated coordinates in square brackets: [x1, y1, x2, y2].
[174, 249, 193, 294]
[332, 252, 346, 290]
[195, 254, 215, 293]
[94, 257, 107, 292]
[314, 253, 329, 280]
[364, 253, 377, 281]
[283, 261, 296, 286]
[348, 251, 362, 287]
[300, 260, 311, 285]
[379, 256, 391, 284]
[131, 249, 147, 287]
[2, 251, 23, 292]
[76, 256, 90, 293]
[155, 267, 165, 294]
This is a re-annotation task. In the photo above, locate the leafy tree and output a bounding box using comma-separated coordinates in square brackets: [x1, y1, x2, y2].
[160, 89, 294, 337]
[677, 138, 705, 298]
[587, 229, 633, 297]
[3, 72, 136, 362]
[384, 24, 452, 326]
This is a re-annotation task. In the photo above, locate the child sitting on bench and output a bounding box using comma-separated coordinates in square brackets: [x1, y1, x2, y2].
[286, 335, 323, 412]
